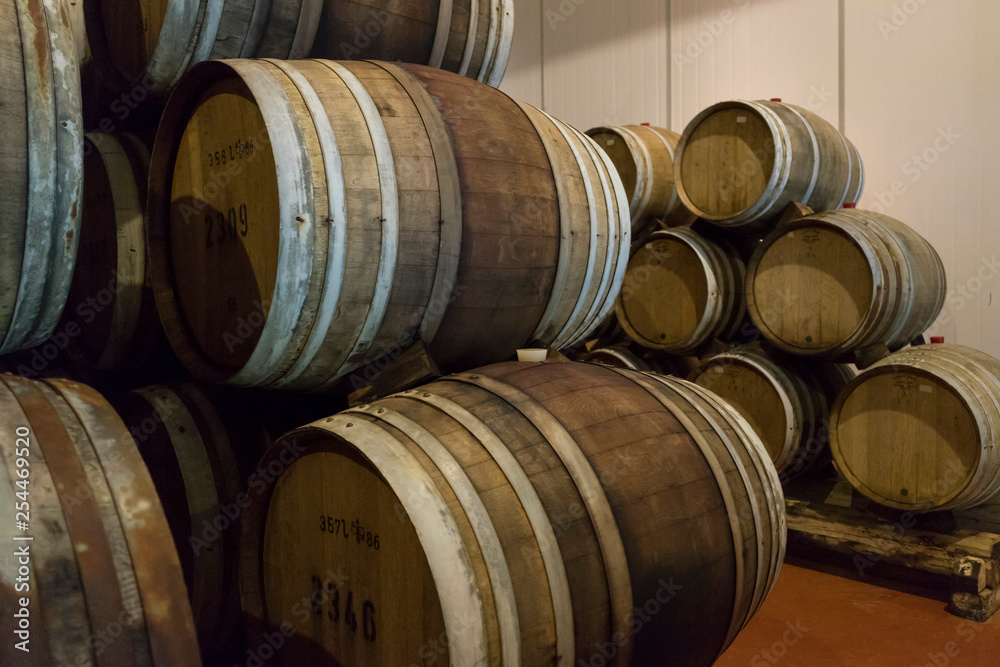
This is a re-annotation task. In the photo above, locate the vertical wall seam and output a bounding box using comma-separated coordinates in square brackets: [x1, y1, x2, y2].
[666, 0, 672, 128]
[838, 0, 846, 133]
[540, 0, 547, 110]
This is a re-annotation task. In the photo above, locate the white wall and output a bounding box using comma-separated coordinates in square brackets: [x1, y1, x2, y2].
[500, 0, 1000, 358]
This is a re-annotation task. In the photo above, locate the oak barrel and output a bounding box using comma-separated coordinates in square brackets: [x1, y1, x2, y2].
[690, 343, 855, 479]
[240, 360, 785, 666]
[831, 344, 1000, 512]
[579, 345, 699, 378]
[746, 208, 946, 360]
[587, 124, 695, 230]
[0, 0, 83, 356]
[68, 134, 167, 374]
[148, 60, 629, 390]
[616, 227, 746, 355]
[85, 0, 322, 94]
[0, 374, 199, 666]
[115, 383, 272, 660]
[674, 100, 864, 227]
[311, 0, 513, 87]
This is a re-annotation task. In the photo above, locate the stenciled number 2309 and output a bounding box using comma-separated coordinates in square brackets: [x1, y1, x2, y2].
[205, 203, 249, 248]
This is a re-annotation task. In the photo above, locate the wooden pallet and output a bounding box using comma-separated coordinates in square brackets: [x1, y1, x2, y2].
[784, 483, 1000, 622]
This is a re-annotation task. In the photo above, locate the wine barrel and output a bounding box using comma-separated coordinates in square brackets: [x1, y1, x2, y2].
[0, 0, 83, 356]
[240, 360, 785, 666]
[148, 60, 629, 390]
[587, 124, 695, 230]
[311, 0, 513, 87]
[115, 383, 272, 660]
[690, 343, 855, 479]
[674, 100, 865, 227]
[746, 208, 946, 360]
[831, 344, 1000, 512]
[0, 374, 198, 666]
[616, 227, 745, 355]
[68, 134, 168, 372]
[579, 345, 699, 378]
[84, 0, 322, 95]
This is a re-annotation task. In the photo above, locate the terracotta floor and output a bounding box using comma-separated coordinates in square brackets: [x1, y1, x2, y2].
[715, 559, 1000, 667]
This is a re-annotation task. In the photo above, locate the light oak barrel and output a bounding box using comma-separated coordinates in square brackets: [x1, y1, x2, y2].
[616, 227, 746, 355]
[310, 0, 514, 87]
[239, 361, 785, 666]
[114, 382, 271, 660]
[674, 100, 865, 228]
[0, 0, 83, 356]
[578, 345, 700, 378]
[0, 374, 199, 666]
[746, 208, 946, 360]
[587, 124, 695, 231]
[84, 0, 323, 95]
[690, 343, 855, 480]
[148, 60, 629, 390]
[831, 344, 1000, 512]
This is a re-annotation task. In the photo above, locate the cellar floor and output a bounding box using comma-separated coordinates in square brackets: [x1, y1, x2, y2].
[715, 558, 1000, 666]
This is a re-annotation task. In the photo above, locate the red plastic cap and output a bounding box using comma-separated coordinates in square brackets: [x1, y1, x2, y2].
[930, 336, 945, 344]
[843, 202, 857, 208]
[770, 98, 782, 102]
[641, 122, 651, 126]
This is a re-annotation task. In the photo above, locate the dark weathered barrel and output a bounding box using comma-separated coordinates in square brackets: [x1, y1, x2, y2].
[115, 382, 272, 660]
[674, 100, 864, 228]
[311, 0, 513, 86]
[0, 0, 83, 356]
[746, 208, 946, 360]
[240, 361, 785, 666]
[0, 374, 199, 666]
[85, 0, 322, 94]
[148, 60, 629, 390]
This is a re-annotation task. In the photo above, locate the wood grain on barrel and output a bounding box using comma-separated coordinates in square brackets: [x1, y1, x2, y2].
[0, 0, 28, 342]
[5, 376, 133, 667]
[52, 378, 201, 666]
[674, 100, 865, 227]
[690, 344, 851, 478]
[747, 209, 945, 359]
[169, 81, 281, 370]
[617, 227, 744, 354]
[679, 108, 774, 219]
[832, 345, 1000, 511]
[241, 361, 785, 666]
[32, 0, 84, 350]
[0, 378, 92, 666]
[116, 383, 249, 656]
[400, 64, 560, 368]
[588, 124, 691, 230]
[150, 60, 628, 388]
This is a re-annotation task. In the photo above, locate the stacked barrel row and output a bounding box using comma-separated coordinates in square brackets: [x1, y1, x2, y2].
[86, 0, 513, 94]
[581, 99, 958, 492]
